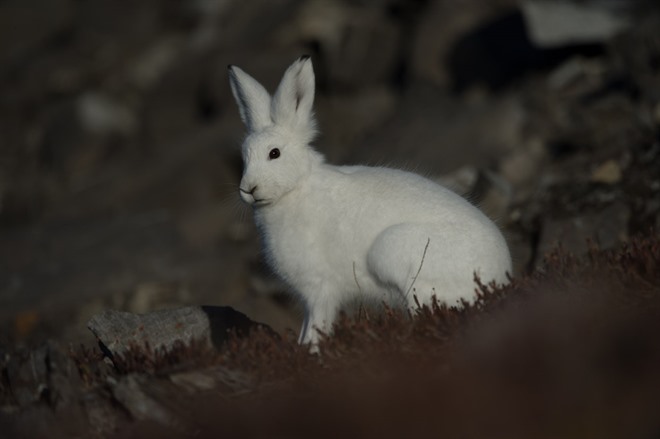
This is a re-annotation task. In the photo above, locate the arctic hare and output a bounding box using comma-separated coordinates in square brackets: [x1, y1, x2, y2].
[228, 56, 511, 346]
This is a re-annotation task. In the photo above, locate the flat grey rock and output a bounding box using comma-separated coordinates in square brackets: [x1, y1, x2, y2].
[87, 305, 274, 359]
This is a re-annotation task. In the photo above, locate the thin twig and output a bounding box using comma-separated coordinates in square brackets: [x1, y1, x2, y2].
[405, 238, 431, 299]
[353, 261, 366, 321]
[353, 261, 362, 294]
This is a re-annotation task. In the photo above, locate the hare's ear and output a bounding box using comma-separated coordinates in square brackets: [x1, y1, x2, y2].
[228, 65, 272, 132]
[271, 55, 316, 137]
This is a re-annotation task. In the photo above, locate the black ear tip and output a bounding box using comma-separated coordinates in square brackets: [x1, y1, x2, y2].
[227, 64, 234, 70]
[299, 54, 311, 61]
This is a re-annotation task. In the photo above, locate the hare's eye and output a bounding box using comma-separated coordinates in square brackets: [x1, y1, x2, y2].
[269, 148, 281, 160]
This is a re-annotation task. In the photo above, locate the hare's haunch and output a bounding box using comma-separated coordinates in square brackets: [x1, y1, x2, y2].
[228, 56, 512, 347]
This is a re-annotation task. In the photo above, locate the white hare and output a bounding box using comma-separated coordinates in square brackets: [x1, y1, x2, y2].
[228, 56, 512, 347]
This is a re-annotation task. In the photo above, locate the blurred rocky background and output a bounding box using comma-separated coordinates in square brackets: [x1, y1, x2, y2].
[1, 0, 659, 347]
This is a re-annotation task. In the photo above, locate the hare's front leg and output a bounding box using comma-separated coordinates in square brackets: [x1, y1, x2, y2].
[298, 294, 339, 347]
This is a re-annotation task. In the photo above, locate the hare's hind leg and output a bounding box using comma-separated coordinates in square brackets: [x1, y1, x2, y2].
[367, 224, 472, 309]
[367, 224, 435, 306]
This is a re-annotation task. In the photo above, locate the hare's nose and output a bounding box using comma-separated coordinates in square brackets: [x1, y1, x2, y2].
[240, 185, 258, 195]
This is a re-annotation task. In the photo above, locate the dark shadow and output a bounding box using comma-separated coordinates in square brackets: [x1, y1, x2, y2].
[200, 306, 279, 350]
[448, 8, 606, 92]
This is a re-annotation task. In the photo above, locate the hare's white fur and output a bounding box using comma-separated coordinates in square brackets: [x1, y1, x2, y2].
[228, 56, 512, 346]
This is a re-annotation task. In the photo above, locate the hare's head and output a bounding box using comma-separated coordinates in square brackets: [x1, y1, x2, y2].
[228, 56, 321, 207]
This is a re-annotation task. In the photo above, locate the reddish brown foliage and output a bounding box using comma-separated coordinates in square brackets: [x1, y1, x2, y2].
[68, 233, 660, 438]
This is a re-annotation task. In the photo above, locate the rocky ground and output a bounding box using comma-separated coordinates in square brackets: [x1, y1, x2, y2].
[1, 0, 660, 437]
[2, 236, 660, 437]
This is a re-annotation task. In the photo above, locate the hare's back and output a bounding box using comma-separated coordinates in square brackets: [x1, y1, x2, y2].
[335, 165, 482, 222]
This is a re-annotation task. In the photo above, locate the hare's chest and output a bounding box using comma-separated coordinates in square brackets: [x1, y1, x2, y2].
[255, 204, 356, 289]
[256, 208, 317, 267]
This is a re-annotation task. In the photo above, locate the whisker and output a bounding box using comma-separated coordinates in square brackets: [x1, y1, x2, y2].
[219, 188, 251, 225]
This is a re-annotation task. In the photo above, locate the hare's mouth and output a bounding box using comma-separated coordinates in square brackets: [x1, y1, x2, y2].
[253, 198, 271, 207]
